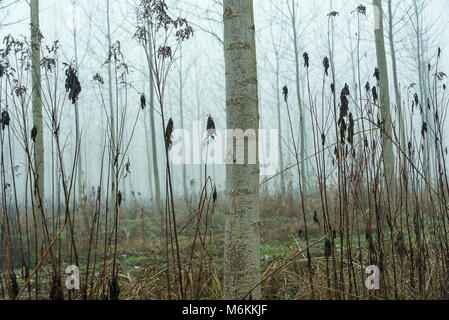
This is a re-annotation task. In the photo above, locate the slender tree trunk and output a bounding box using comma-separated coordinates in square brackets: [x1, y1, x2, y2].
[194, 65, 202, 196]
[72, 0, 83, 202]
[387, 0, 406, 150]
[143, 80, 154, 204]
[146, 24, 162, 218]
[290, 0, 307, 193]
[373, 0, 396, 197]
[275, 53, 285, 194]
[31, 0, 45, 256]
[348, 19, 358, 111]
[413, 0, 433, 180]
[106, 0, 116, 210]
[223, 0, 261, 299]
[179, 44, 188, 199]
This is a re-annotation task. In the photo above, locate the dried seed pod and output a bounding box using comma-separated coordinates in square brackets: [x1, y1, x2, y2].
[414, 93, 419, 105]
[373, 67, 380, 82]
[140, 93, 146, 110]
[421, 122, 428, 137]
[342, 83, 350, 96]
[339, 117, 347, 144]
[355, 4, 367, 15]
[206, 115, 216, 140]
[339, 84, 350, 118]
[377, 113, 382, 128]
[327, 11, 339, 17]
[1, 110, 10, 130]
[0, 63, 5, 78]
[435, 72, 447, 81]
[158, 46, 172, 59]
[125, 158, 131, 174]
[323, 57, 329, 76]
[64, 65, 81, 104]
[282, 85, 288, 102]
[118, 191, 122, 207]
[303, 52, 309, 68]
[348, 112, 354, 146]
[372, 86, 378, 104]
[365, 81, 370, 92]
[165, 118, 174, 150]
[31, 125, 38, 143]
[93, 73, 104, 85]
[213, 187, 217, 202]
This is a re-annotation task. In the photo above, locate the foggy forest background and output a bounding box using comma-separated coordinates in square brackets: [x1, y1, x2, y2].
[0, 0, 449, 301]
[2, 0, 447, 201]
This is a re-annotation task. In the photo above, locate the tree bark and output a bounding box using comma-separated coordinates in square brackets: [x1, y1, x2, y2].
[223, 0, 261, 300]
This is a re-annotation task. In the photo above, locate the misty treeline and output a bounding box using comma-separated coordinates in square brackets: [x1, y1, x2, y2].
[0, 0, 448, 300]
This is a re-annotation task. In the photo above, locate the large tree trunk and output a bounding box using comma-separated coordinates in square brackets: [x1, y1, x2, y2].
[373, 0, 396, 200]
[31, 0, 45, 257]
[223, 0, 261, 300]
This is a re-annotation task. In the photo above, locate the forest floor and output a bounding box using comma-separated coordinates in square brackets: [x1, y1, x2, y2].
[3, 192, 447, 300]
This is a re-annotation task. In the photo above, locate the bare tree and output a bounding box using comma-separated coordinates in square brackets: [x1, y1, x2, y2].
[30, 0, 45, 259]
[71, 0, 84, 201]
[146, 21, 162, 218]
[387, 0, 406, 150]
[373, 0, 396, 197]
[288, 0, 307, 192]
[106, 0, 117, 211]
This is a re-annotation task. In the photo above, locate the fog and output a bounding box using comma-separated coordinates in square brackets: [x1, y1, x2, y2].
[0, 0, 448, 203]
